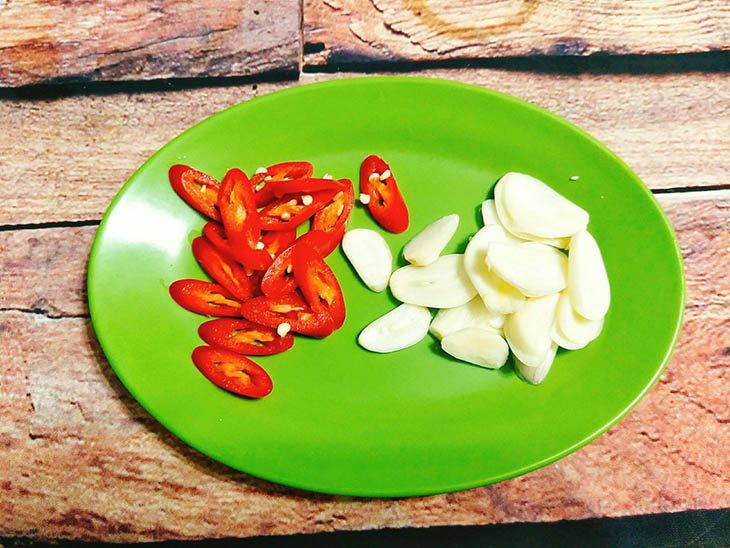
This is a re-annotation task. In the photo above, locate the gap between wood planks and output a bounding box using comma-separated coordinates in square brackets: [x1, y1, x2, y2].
[1, 50, 728, 101]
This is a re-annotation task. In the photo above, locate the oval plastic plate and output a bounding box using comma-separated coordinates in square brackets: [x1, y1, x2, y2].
[88, 77, 684, 497]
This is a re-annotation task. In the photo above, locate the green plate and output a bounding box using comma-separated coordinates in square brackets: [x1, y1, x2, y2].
[88, 77, 684, 497]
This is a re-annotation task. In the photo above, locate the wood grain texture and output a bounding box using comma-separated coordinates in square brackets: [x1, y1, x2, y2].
[0, 0, 301, 87]
[1, 192, 728, 541]
[303, 0, 730, 65]
[2, 70, 728, 225]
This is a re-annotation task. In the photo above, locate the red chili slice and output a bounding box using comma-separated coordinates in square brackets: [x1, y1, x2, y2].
[270, 177, 345, 197]
[261, 230, 297, 260]
[198, 318, 293, 355]
[250, 161, 314, 208]
[292, 244, 346, 329]
[169, 279, 242, 317]
[169, 165, 221, 220]
[359, 155, 409, 233]
[260, 230, 332, 297]
[240, 293, 334, 338]
[192, 346, 273, 398]
[260, 246, 297, 297]
[191, 236, 254, 301]
[248, 269, 264, 297]
[310, 179, 354, 256]
[258, 189, 337, 232]
[202, 221, 235, 260]
[217, 168, 272, 270]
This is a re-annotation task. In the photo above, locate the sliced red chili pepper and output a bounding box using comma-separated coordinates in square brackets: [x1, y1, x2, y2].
[191, 237, 253, 301]
[248, 269, 265, 297]
[359, 155, 409, 233]
[202, 221, 235, 260]
[217, 168, 272, 271]
[270, 177, 345, 197]
[258, 189, 337, 232]
[292, 244, 346, 329]
[240, 293, 334, 338]
[250, 161, 314, 208]
[198, 318, 293, 356]
[310, 179, 354, 256]
[169, 164, 221, 220]
[260, 230, 332, 297]
[261, 230, 296, 260]
[169, 279, 242, 317]
[260, 246, 297, 297]
[192, 346, 272, 398]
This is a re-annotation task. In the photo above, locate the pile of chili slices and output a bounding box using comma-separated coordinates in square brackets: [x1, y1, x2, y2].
[168, 157, 409, 399]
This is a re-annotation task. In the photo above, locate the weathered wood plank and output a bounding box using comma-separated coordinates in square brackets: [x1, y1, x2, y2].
[303, 0, 730, 65]
[1, 192, 727, 541]
[0, 0, 301, 87]
[0, 226, 92, 317]
[2, 71, 728, 225]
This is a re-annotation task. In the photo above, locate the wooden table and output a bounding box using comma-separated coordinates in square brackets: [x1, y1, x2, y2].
[1, 1, 728, 542]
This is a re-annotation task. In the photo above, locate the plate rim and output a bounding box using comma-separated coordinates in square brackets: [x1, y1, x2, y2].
[87, 75, 686, 497]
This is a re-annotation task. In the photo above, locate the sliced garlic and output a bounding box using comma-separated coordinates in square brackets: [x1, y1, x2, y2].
[463, 225, 524, 314]
[533, 236, 570, 249]
[551, 291, 604, 350]
[429, 297, 504, 340]
[389, 254, 476, 309]
[550, 323, 581, 351]
[480, 199, 500, 226]
[403, 214, 459, 266]
[441, 328, 509, 369]
[487, 241, 568, 297]
[358, 304, 431, 353]
[515, 343, 558, 385]
[495, 172, 589, 239]
[342, 228, 392, 292]
[484, 197, 568, 248]
[503, 293, 559, 367]
[568, 230, 610, 321]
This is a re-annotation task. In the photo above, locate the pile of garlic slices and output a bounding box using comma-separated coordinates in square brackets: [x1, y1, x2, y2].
[343, 172, 610, 385]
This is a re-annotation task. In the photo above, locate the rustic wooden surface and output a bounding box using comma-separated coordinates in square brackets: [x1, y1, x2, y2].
[1, 0, 729, 542]
[0, 0, 301, 87]
[303, 0, 730, 65]
[2, 70, 729, 225]
[1, 192, 728, 541]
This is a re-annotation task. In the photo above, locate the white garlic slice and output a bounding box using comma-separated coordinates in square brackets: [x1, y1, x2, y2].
[342, 229, 392, 292]
[551, 292, 604, 350]
[568, 230, 610, 321]
[441, 328, 510, 369]
[429, 297, 504, 340]
[503, 293, 560, 367]
[358, 304, 431, 353]
[403, 214, 459, 266]
[389, 254, 476, 309]
[487, 241, 568, 297]
[463, 226, 524, 314]
[495, 172, 589, 239]
[515, 343, 558, 385]
[480, 199, 500, 226]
